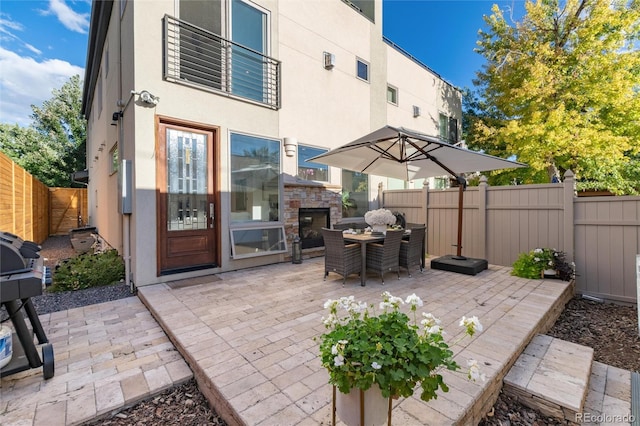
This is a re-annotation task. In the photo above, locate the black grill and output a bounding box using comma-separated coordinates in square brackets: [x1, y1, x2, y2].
[1, 231, 54, 379]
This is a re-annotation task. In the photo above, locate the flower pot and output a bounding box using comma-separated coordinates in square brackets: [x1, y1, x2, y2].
[371, 224, 387, 234]
[543, 269, 557, 278]
[336, 384, 389, 426]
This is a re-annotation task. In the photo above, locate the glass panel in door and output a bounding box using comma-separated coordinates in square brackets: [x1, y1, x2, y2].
[167, 130, 208, 231]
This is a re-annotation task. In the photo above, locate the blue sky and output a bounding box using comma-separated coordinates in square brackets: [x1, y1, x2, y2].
[383, 0, 525, 89]
[0, 0, 525, 127]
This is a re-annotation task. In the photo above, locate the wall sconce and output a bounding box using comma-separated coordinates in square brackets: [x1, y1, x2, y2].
[413, 105, 421, 118]
[323, 52, 335, 70]
[283, 137, 297, 157]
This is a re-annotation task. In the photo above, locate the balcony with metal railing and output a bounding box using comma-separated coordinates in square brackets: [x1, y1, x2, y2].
[163, 15, 281, 110]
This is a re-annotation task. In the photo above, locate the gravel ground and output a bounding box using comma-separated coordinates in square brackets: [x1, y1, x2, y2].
[16, 236, 640, 425]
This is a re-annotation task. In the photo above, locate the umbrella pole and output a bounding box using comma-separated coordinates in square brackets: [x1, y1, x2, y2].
[453, 179, 466, 260]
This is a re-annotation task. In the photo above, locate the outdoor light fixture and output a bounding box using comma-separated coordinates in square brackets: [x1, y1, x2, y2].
[283, 137, 297, 157]
[139, 90, 159, 105]
[131, 90, 159, 106]
[292, 235, 302, 264]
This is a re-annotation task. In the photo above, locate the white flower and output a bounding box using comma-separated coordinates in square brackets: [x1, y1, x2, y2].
[322, 313, 338, 327]
[534, 257, 540, 262]
[420, 313, 441, 329]
[338, 296, 355, 310]
[338, 340, 348, 345]
[533, 248, 543, 254]
[364, 209, 397, 226]
[405, 293, 423, 307]
[331, 344, 339, 355]
[371, 362, 382, 370]
[426, 325, 443, 335]
[467, 359, 486, 381]
[459, 315, 483, 336]
[323, 299, 335, 309]
[334, 354, 344, 366]
[380, 291, 404, 310]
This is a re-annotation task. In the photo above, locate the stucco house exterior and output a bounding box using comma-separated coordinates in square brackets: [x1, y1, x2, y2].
[81, 0, 462, 287]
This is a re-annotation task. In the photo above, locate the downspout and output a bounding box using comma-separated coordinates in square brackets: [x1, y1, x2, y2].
[115, 0, 133, 293]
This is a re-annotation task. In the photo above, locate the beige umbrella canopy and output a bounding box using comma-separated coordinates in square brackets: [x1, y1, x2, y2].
[309, 125, 525, 181]
[309, 125, 527, 260]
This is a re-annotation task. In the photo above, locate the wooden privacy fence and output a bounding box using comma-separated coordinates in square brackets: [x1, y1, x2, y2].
[381, 171, 640, 304]
[0, 151, 87, 243]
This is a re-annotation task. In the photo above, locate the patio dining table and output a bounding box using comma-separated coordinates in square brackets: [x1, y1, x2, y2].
[342, 232, 386, 286]
[343, 229, 426, 286]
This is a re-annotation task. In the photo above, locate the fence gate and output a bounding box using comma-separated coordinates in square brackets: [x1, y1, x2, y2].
[49, 188, 87, 235]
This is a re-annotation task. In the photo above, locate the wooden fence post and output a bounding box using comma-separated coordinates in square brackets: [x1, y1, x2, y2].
[563, 170, 575, 262]
[478, 175, 488, 260]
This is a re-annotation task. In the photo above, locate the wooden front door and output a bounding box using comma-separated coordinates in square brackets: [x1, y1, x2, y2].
[157, 120, 219, 275]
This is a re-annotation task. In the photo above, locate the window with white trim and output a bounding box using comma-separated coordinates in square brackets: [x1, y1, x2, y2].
[387, 85, 398, 105]
[298, 145, 328, 181]
[356, 58, 369, 82]
[439, 114, 459, 143]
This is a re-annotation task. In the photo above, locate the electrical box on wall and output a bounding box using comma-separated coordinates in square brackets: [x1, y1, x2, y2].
[119, 159, 133, 214]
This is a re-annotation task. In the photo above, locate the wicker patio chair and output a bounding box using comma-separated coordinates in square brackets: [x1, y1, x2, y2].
[365, 229, 403, 284]
[400, 226, 426, 277]
[321, 228, 362, 284]
[332, 222, 367, 231]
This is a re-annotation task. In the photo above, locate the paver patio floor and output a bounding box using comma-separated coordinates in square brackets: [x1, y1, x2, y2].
[137, 257, 574, 425]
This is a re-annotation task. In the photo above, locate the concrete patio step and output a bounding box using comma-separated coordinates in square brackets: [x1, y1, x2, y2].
[503, 334, 594, 422]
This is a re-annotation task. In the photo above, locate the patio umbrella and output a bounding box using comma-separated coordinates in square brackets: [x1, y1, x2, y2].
[308, 125, 527, 265]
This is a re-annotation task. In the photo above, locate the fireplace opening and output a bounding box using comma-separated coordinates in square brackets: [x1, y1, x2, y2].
[299, 208, 330, 249]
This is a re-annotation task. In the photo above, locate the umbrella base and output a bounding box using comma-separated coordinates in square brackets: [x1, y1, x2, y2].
[430, 255, 488, 276]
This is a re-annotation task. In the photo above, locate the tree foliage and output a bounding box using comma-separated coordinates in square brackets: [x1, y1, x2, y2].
[469, 0, 640, 194]
[0, 75, 86, 187]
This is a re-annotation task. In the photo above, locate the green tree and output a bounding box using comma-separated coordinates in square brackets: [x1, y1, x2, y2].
[470, 0, 640, 194]
[0, 75, 86, 187]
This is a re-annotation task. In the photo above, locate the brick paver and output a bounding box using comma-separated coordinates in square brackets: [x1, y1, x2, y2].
[138, 257, 575, 426]
[0, 297, 192, 426]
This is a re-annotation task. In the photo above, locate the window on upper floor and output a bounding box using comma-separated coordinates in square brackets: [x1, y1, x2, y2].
[356, 58, 369, 82]
[387, 85, 398, 105]
[439, 113, 459, 143]
[175, 0, 277, 107]
[298, 145, 328, 182]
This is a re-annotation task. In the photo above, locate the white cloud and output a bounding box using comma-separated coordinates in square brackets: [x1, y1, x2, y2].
[44, 0, 90, 34]
[0, 16, 24, 32]
[24, 43, 42, 55]
[0, 47, 84, 126]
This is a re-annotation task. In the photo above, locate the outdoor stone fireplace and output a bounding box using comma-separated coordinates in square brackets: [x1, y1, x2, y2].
[299, 208, 330, 249]
[283, 175, 342, 254]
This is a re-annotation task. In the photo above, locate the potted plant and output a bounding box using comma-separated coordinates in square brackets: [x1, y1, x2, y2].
[511, 248, 576, 280]
[364, 208, 397, 234]
[318, 292, 484, 426]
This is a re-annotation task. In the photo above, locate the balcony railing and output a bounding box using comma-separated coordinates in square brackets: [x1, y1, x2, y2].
[163, 15, 281, 109]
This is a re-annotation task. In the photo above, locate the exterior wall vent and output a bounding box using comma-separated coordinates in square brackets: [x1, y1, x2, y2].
[413, 105, 421, 117]
[323, 52, 335, 70]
